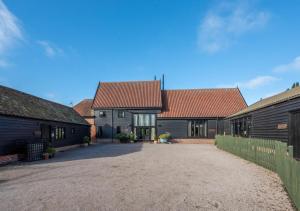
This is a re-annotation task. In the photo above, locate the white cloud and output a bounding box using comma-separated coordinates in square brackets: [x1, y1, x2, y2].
[37, 40, 63, 58]
[0, 0, 23, 67]
[239, 76, 277, 89]
[273, 56, 300, 73]
[198, 1, 270, 53]
[220, 75, 278, 89]
[0, 0, 22, 53]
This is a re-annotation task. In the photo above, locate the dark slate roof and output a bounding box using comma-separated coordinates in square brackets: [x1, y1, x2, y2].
[74, 99, 94, 117]
[159, 88, 247, 118]
[229, 86, 300, 118]
[0, 85, 89, 125]
[93, 80, 162, 109]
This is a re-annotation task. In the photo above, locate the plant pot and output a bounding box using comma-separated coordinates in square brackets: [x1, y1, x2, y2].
[43, 153, 49, 160]
[120, 139, 129, 143]
[160, 138, 168, 143]
[81, 143, 89, 147]
[154, 140, 158, 144]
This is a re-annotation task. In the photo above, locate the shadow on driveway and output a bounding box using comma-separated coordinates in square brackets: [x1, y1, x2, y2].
[19, 143, 144, 166]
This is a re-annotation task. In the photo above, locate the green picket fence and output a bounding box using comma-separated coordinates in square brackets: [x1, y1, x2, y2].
[216, 135, 300, 210]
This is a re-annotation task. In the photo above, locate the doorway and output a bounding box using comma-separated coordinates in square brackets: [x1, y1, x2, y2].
[188, 120, 207, 138]
[40, 124, 51, 141]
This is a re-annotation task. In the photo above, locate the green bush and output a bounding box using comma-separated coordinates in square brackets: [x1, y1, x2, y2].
[115, 133, 129, 143]
[46, 147, 56, 154]
[159, 133, 172, 140]
[128, 132, 136, 142]
[83, 136, 91, 144]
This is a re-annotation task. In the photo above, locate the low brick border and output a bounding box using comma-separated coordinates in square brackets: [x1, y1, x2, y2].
[171, 139, 215, 144]
[0, 154, 18, 166]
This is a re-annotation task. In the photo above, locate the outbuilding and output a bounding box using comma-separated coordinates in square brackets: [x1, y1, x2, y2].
[229, 86, 300, 158]
[0, 85, 90, 156]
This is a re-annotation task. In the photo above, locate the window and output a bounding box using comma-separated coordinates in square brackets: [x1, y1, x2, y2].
[116, 126, 121, 134]
[118, 111, 125, 118]
[150, 114, 155, 126]
[71, 128, 75, 134]
[188, 120, 207, 138]
[134, 114, 156, 126]
[55, 127, 66, 140]
[97, 126, 102, 138]
[99, 111, 106, 118]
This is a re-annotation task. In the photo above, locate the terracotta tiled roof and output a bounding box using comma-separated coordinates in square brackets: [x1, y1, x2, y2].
[159, 88, 247, 118]
[92, 80, 162, 109]
[0, 85, 89, 125]
[229, 86, 300, 118]
[74, 99, 94, 117]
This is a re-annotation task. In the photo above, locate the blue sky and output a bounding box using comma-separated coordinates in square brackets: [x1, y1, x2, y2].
[1, 0, 300, 106]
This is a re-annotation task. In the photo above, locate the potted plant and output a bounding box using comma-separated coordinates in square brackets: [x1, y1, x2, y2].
[129, 132, 136, 143]
[82, 136, 91, 147]
[154, 136, 159, 144]
[159, 133, 172, 143]
[46, 147, 56, 159]
[43, 152, 49, 160]
[115, 133, 129, 143]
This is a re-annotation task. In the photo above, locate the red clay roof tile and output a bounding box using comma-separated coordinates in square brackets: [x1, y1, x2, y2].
[159, 89, 247, 118]
[92, 81, 162, 109]
[74, 99, 94, 117]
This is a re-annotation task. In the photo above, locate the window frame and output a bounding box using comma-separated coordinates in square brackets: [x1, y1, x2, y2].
[133, 114, 156, 127]
[118, 110, 125, 118]
[55, 127, 66, 140]
[99, 111, 106, 118]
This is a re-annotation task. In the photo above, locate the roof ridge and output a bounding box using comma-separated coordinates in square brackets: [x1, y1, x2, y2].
[101, 80, 159, 84]
[229, 86, 300, 118]
[73, 99, 93, 108]
[0, 85, 89, 125]
[0, 85, 73, 110]
[164, 88, 239, 91]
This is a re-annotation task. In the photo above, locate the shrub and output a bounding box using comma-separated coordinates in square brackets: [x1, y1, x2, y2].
[46, 147, 56, 154]
[115, 133, 129, 143]
[128, 132, 136, 142]
[159, 133, 172, 140]
[83, 136, 91, 144]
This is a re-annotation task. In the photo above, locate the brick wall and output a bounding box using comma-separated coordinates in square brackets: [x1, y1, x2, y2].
[0, 154, 18, 166]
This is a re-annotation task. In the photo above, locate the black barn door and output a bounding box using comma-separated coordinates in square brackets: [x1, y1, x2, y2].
[290, 111, 300, 158]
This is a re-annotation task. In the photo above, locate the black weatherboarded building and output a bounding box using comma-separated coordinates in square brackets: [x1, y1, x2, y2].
[92, 80, 247, 141]
[229, 86, 300, 158]
[0, 85, 90, 156]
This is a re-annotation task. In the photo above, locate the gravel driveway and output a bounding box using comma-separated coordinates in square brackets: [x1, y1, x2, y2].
[0, 144, 294, 211]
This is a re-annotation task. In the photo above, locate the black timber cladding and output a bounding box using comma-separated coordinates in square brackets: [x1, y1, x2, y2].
[230, 96, 300, 143]
[0, 115, 90, 155]
[157, 118, 230, 139]
[0, 85, 90, 155]
[157, 119, 188, 138]
[94, 109, 161, 138]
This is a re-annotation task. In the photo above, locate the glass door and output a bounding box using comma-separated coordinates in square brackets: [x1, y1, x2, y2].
[133, 114, 156, 141]
[188, 120, 207, 138]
